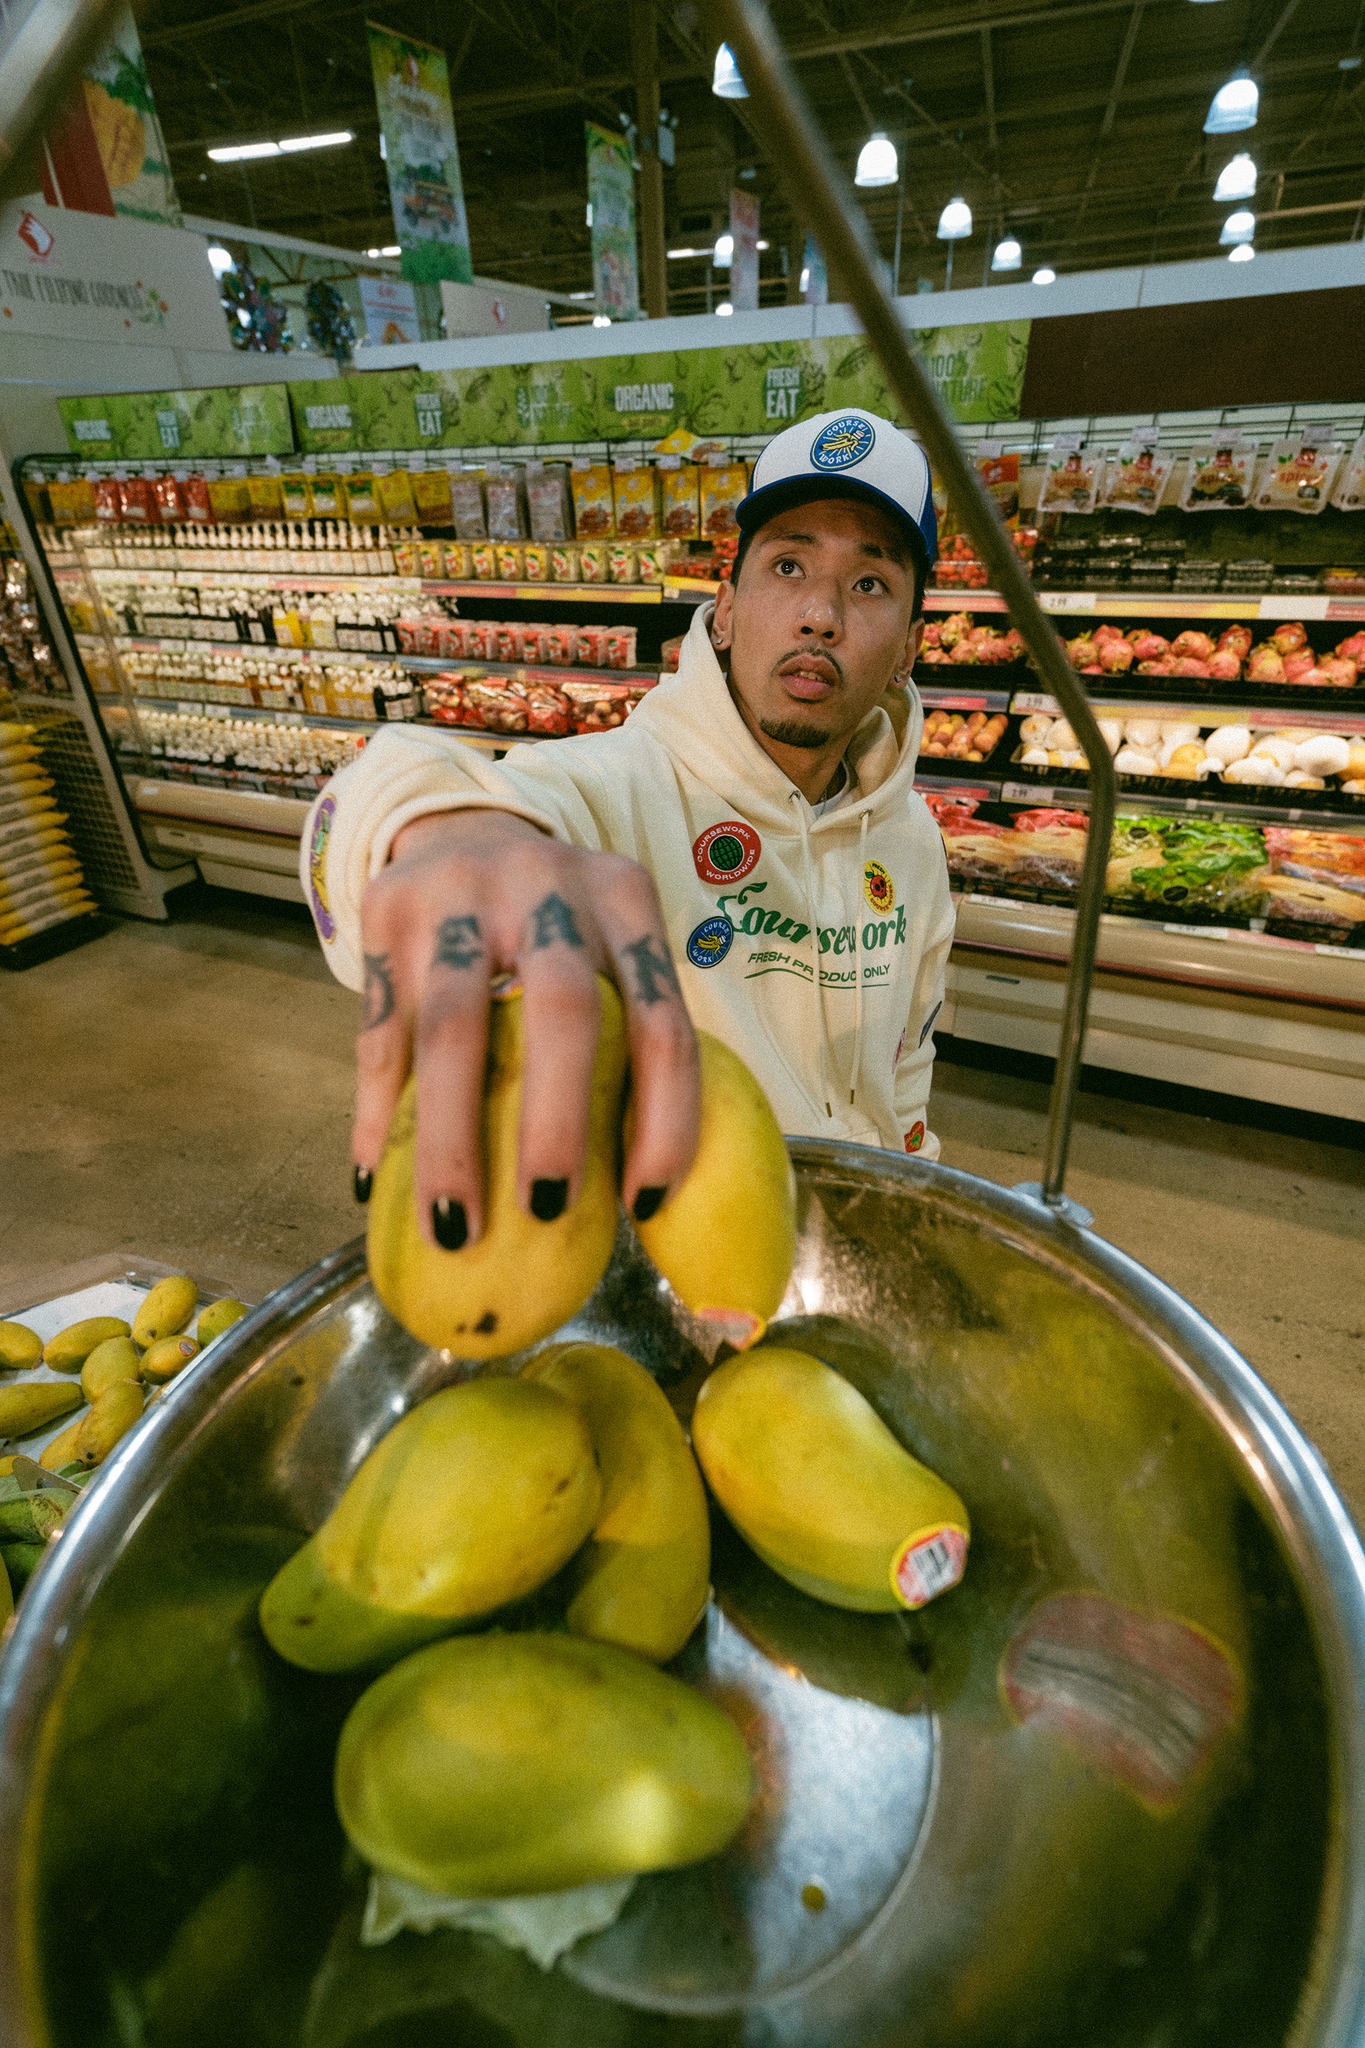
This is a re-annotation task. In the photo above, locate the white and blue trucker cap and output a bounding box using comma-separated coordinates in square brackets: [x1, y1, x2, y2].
[737, 408, 937, 576]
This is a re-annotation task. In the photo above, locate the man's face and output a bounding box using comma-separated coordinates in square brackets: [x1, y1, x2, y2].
[712, 498, 923, 757]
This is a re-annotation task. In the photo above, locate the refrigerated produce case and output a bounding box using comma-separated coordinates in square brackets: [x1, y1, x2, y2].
[12, 388, 1365, 1115]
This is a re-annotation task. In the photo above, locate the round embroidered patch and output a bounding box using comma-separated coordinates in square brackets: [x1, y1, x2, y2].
[693, 819, 760, 885]
[307, 793, 336, 941]
[810, 413, 876, 471]
[905, 1121, 926, 1153]
[687, 916, 734, 969]
[863, 859, 895, 913]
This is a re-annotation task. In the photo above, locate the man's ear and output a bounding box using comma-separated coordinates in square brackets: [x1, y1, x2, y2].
[711, 578, 735, 650]
[894, 615, 926, 684]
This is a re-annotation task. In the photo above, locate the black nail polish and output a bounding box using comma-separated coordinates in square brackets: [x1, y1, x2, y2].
[530, 1178, 569, 1223]
[633, 1185, 667, 1224]
[353, 1166, 372, 1205]
[432, 1198, 468, 1250]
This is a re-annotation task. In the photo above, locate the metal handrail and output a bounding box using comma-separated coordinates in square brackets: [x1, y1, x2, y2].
[707, 0, 1117, 1208]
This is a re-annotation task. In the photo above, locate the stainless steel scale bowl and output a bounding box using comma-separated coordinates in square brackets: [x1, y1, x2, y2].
[3, 1141, 1365, 2048]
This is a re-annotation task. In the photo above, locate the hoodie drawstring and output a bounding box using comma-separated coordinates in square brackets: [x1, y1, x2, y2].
[791, 790, 834, 1117]
[850, 807, 871, 1106]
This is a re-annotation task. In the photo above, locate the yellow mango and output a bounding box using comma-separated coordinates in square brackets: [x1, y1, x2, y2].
[0, 1551, 11, 1626]
[196, 1299, 247, 1347]
[631, 1032, 795, 1352]
[0, 1320, 41, 1370]
[81, 1335, 141, 1403]
[693, 1345, 970, 1612]
[0, 1380, 82, 1438]
[335, 1633, 755, 1896]
[259, 1378, 601, 1674]
[42, 1317, 129, 1372]
[39, 1419, 86, 1472]
[69, 1378, 144, 1467]
[368, 977, 627, 1359]
[132, 1275, 198, 1348]
[139, 1334, 200, 1384]
[523, 1341, 709, 1662]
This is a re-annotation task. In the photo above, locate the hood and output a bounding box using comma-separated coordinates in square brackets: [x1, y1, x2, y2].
[632, 603, 926, 832]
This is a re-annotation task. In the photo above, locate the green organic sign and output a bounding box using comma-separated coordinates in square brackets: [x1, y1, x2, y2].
[287, 321, 1031, 453]
[57, 384, 295, 460]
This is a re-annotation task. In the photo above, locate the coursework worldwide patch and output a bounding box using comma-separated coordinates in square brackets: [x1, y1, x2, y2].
[863, 859, 895, 913]
[905, 1121, 926, 1153]
[810, 413, 875, 471]
[693, 819, 760, 886]
[687, 916, 734, 969]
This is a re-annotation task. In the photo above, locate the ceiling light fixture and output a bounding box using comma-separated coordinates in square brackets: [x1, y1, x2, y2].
[1219, 207, 1256, 244]
[1228, 240, 1255, 261]
[380, 244, 399, 255]
[854, 131, 898, 188]
[1204, 70, 1258, 134]
[207, 129, 353, 163]
[992, 236, 1022, 271]
[666, 246, 708, 258]
[716, 301, 734, 316]
[206, 244, 235, 275]
[1213, 152, 1257, 201]
[592, 313, 612, 326]
[712, 44, 748, 98]
[936, 195, 972, 240]
[713, 231, 733, 267]
[1340, 53, 1362, 68]
[568, 290, 594, 299]
[1033, 266, 1056, 284]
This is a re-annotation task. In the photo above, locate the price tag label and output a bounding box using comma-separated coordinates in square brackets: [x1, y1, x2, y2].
[1011, 691, 1060, 713]
[1040, 591, 1095, 613]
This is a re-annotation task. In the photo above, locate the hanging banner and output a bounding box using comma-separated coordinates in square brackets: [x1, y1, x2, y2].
[287, 319, 1032, 451]
[586, 122, 639, 323]
[801, 235, 828, 307]
[0, 198, 227, 351]
[367, 23, 473, 286]
[358, 274, 419, 346]
[37, 3, 180, 226]
[57, 383, 295, 460]
[730, 190, 760, 313]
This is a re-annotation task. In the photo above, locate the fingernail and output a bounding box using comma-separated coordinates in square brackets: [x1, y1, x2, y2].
[353, 1166, 372, 1205]
[633, 1185, 667, 1223]
[432, 1198, 468, 1250]
[529, 1178, 569, 1223]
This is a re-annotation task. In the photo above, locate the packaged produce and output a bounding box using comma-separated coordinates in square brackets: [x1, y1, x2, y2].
[152, 474, 184, 523]
[1106, 816, 1267, 916]
[92, 476, 120, 524]
[1253, 437, 1344, 514]
[485, 466, 526, 541]
[493, 624, 519, 663]
[411, 468, 453, 525]
[48, 475, 98, 525]
[1180, 442, 1254, 511]
[544, 624, 577, 665]
[117, 476, 157, 524]
[576, 625, 610, 667]
[607, 543, 637, 585]
[570, 461, 614, 538]
[310, 470, 342, 517]
[521, 542, 549, 583]
[1038, 443, 1102, 515]
[342, 471, 380, 521]
[525, 465, 572, 542]
[932, 534, 991, 590]
[495, 543, 523, 582]
[660, 457, 699, 538]
[975, 447, 1019, 522]
[660, 634, 684, 673]
[443, 541, 468, 579]
[248, 472, 286, 520]
[603, 627, 638, 670]
[579, 542, 607, 583]
[280, 471, 312, 518]
[415, 539, 443, 579]
[514, 623, 547, 661]
[1330, 432, 1365, 511]
[550, 543, 580, 583]
[699, 459, 748, 537]
[635, 543, 667, 582]
[376, 468, 418, 524]
[1102, 441, 1174, 515]
[469, 541, 496, 582]
[450, 470, 487, 539]
[612, 461, 659, 539]
[208, 474, 252, 522]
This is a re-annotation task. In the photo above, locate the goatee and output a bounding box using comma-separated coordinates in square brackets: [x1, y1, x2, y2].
[759, 717, 830, 750]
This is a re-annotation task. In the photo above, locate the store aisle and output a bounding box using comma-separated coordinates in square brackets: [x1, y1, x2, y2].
[4, 888, 1363, 1523]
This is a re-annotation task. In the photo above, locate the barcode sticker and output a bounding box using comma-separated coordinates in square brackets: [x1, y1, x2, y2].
[892, 1525, 968, 1609]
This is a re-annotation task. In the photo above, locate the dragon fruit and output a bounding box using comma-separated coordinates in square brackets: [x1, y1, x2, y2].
[1246, 645, 1285, 682]
[1282, 648, 1316, 682]
[1217, 625, 1252, 660]
[1099, 638, 1134, 674]
[1137, 657, 1177, 674]
[1068, 635, 1098, 669]
[1171, 630, 1215, 662]
[971, 634, 1015, 665]
[1003, 628, 1026, 658]
[1206, 650, 1242, 681]
[1270, 620, 1307, 654]
[939, 612, 974, 649]
[950, 639, 981, 664]
[920, 646, 953, 664]
[1335, 631, 1365, 665]
[1127, 630, 1170, 662]
[921, 622, 943, 649]
[1171, 656, 1210, 677]
[1315, 658, 1357, 688]
[1093, 623, 1126, 646]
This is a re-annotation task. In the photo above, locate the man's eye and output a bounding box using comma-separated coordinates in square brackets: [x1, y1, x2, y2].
[776, 558, 801, 576]
[854, 575, 884, 594]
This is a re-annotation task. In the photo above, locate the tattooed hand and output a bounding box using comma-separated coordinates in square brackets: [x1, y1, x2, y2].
[353, 808, 699, 1250]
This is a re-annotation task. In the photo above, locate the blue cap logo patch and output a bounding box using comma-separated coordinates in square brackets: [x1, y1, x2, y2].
[810, 413, 875, 472]
[687, 916, 734, 969]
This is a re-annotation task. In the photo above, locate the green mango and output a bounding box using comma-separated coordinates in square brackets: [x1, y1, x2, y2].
[335, 1633, 755, 1897]
[0, 1541, 45, 1591]
[259, 1378, 601, 1675]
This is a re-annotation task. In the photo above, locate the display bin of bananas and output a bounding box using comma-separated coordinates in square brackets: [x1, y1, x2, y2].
[3, 998, 1365, 2048]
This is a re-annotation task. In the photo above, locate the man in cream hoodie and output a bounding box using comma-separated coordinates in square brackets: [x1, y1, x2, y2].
[302, 408, 955, 1254]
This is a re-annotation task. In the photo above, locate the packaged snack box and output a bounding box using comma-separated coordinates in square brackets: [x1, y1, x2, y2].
[281, 472, 312, 518]
[576, 625, 610, 666]
[570, 462, 614, 538]
[1102, 442, 1174, 515]
[462, 621, 493, 659]
[550, 543, 579, 583]
[208, 475, 252, 522]
[660, 457, 699, 538]
[494, 624, 520, 663]
[608, 543, 638, 584]
[700, 460, 748, 537]
[248, 472, 286, 519]
[342, 472, 380, 520]
[392, 539, 419, 577]
[417, 539, 444, 579]
[1253, 438, 1345, 514]
[1180, 443, 1254, 512]
[496, 542, 523, 582]
[635, 543, 666, 582]
[975, 449, 1019, 522]
[1037, 444, 1102, 515]
[579, 542, 608, 583]
[450, 471, 487, 539]
[117, 476, 156, 523]
[412, 469, 454, 525]
[545, 624, 577, 665]
[443, 541, 469, 579]
[310, 471, 342, 517]
[527, 466, 573, 542]
[485, 469, 526, 541]
[93, 476, 121, 523]
[612, 461, 659, 539]
[515, 624, 547, 661]
[470, 541, 497, 581]
[49, 476, 98, 525]
[376, 469, 418, 523]
[604, 627, 638, 670]
[522, 542, 549, 582]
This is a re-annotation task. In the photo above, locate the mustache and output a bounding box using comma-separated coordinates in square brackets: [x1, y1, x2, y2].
[775, 648, 844, 683]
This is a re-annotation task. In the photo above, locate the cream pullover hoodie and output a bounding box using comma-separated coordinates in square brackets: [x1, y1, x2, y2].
[301, 603, 956, 1158]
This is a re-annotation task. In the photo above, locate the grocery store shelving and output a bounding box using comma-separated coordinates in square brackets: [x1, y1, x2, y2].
[926, 587, 1365, 624]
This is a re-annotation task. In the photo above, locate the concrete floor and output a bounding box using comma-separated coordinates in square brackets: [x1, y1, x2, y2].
[4, 885, 1363, 1524]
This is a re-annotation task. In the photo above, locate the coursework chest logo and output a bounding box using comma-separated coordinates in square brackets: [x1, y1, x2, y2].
[693, 819, 760, 886]
[307, 794, 336, 941]
[687, 916, 734, 969]
[863, 860, 895, 913]
[810, 413, 875, 472]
